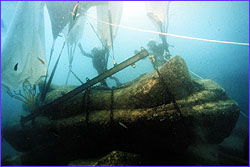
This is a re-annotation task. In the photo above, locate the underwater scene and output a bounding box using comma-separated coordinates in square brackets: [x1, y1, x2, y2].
[1, 1, 249, 166]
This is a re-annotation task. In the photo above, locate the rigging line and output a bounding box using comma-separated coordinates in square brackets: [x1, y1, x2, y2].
[65, 70, 71, 86]
[108, 10, 116, 65]
[189, 70, 204, 79]
[40, 41, 66, 102]
[65, 43, 71, 86]
[240, 111, 249, 119]
[65, 43, 77, 86]
[165, 2, 171, 35]
[70, 69, 84, 84]
[88, 15, 249, 46]
[42, 39, 56, 96]
[87, 18, 105, 48]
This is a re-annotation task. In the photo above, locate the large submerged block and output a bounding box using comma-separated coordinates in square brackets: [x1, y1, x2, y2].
[2, 56, 240, 165]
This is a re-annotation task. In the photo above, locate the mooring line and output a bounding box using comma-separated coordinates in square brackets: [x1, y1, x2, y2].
[87, 15, 249, 46]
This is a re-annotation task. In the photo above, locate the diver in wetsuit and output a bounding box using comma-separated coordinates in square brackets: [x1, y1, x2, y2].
[78, 43, 121, 87]
[146, 22, 172, 67]
[90, 47, 109, 76]
[146, 1, 172, 66]
[147, 40, 169, 67]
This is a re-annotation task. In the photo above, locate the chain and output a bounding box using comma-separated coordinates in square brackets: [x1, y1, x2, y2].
[149, 55, 183, 118]
[110, 86, 114, 127]
[82, 88, 91, 126]
[149, 56, 193, 142]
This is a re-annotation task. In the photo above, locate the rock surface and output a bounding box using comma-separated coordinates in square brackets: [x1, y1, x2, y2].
[68, 151, 142, 166]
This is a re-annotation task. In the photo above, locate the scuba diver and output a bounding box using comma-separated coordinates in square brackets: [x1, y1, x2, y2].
[78, 43, 121, 87]
[76, 2, 123, 88]
[145, 1, 172, 66]
[147, 40, 169, 67]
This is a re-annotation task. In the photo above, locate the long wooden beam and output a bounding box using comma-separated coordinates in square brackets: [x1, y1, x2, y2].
[21, 48, 149, 126]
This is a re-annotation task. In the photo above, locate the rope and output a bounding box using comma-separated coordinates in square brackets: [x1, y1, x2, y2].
[240, 111, 249, 119]
[70, 69, 84, 84]
[108, 10, 117, 65]
[42, 39, 56, 100]
[65, 43, 77, 86]
[65, 67, 71, 86]
[40, 41, 66, 102]
[110, 87, 114, 128]
[189, 70, 204, 79]
[87, 14, 249, 46]
[87, 18, 105, 48]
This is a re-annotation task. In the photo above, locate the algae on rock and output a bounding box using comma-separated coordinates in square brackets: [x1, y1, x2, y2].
[2, 56, 240, 166]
